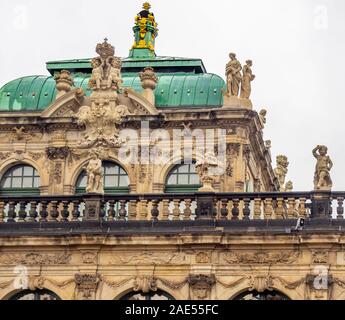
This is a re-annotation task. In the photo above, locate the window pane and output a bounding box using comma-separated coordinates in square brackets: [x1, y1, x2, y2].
[178, 174, 189, 185]
[77, 175, 87, 188]
[167, 175, 177, 185]
[189, 174, 200, 185]
[105, 176, 117, 187]
[2, 178, 11, 188]
[119, 168, 126, 175]
[23, 166, 34, 176]
[105, 165, 117, 175]
[12, 177, 22, 188]
[119, 176, 129, 186]
[33, 177, 40, 188]
[178, 165, 189, 173]
[12, 167, 23, 177]
[22, 177, 33, 188]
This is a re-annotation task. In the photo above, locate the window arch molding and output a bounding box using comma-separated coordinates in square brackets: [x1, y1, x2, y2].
[229, 287, 291, 301]
[7, 289, 61, 300]
[0, 162, 41, 196]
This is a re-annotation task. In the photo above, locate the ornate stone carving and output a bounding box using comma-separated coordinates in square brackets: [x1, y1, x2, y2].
[0, 152, 12, 161]
[54, 70, 74, 99]
[259, 109, 267, 126]
[85, 151, 104, 194]
[313, 145, 333, 191]
[265, 140, 271, 150]
[75, 274, 99, 300]
[225, 53, 242, 97]
[46, 147, 70, 160]
[248, 275, 273, 293]
[0, 252, 71, 265]
[195, 252, 212, 264]
[285, 180, 293, 192]
[28, 152, 44, 161]
[240, 60, 255, 99]
[254, 178, 262, 192]
[188, 274, 216, 300]
[133, 276, 158, 293]
[81, 251, 98, 264]
[52, 162, 62, 184]
[111, 251, 187, 265]
[274, 155, 289, 191]
[223, 251, 300, 264]
[8, 127, 35, 142]
[74, 39, 130, 148]
[312, 251, 329, 264]
[196, 151, 222, 192]
[226, 143, 240, 177]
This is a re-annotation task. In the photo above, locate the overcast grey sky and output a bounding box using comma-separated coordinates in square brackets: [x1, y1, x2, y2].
[0, 0, 344, 191]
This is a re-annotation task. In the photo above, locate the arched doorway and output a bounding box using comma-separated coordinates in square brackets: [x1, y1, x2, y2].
[120, 290, 175, 301]
[76, 161, 129, 194]
[9, 289, 61, 300]
[0, 164, 40, 196]
[165, 162, 201, 193]
[233, 290, 290, 300]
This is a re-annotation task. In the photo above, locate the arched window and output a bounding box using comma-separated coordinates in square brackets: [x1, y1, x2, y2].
[233, 290, 290, 300]
[76, 161, 129, 194]
[9, 289, 60, 300]
[165, 162, 201, 193]
[120, 290, 174, 301]
[0, 164, 40, 195]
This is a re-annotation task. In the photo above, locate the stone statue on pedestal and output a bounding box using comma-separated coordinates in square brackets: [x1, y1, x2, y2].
[313, 145, 333, 191]
[85, 152, 104, 194]
[240, 60, 255, 99]
[274, 155, 289, 191]
[225, 53, 242, 97]
[196, 152, 220, 192]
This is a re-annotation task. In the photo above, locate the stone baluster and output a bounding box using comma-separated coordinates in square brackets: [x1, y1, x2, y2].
[107, 200, 116, 221]
[129, 200, 137, 220]
[28, 201, 38, 222]
[276, 198, 284, 219]
[220, 199, 229, 220]
[50, 201, 59, 221]
[140, 200, 148, 220]
[7, 201, 16, 223]
[173, 199, 181, 221]
[184, 199, 192, 221]
[100, 201, 106, 221]
[287, 198, 296, 219]
[298, 198, 307, 218]
[337, 197, 344, 220]
[151, 200, 159, 221]
[231, 199, 240, 220]
[61, 201, 70, 222]
[243, 198, 251, 221]
[0, 201, 5, 223]
[18, 201, 27, 222]
[119, 200, 127, 221]
[72, 200, 81, 221]
[254, 198, 261, 220]
[161, 199, 170, 220]
[264, 198, 273, 219]
[40, 201, 48, 222]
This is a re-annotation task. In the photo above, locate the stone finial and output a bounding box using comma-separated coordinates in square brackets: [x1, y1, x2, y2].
[274, 155, 289, 191]
[285, 181, 293, 192]
[240, 59, 255, 100]
[85, 151, 104, 194]
[313, 145, 333, 191]
[139, 67, 158, 105]
[54, 70, 74, 99]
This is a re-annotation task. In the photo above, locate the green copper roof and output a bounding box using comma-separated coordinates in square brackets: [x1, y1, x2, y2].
[0, 73, 225, 111]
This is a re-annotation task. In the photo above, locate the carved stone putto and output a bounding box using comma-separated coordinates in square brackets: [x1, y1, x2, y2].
[196, 151, 222, 192]
[55, 70, 74, 99]
[313, 145, 333, 191]
[274, 155, 289, 191]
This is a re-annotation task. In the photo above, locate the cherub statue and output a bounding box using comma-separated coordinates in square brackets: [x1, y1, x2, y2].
[195, 151, 221, 192]
[89, 58, 104, 90]
[274, 155, 289, 191]
[106, 57, 123, 90]
[240, 60, 255, 99]
[285, 181, 293, 192]
[225, 53, 242, 97]
[85, 152, 104, 194]
[313, 145, 333, 190]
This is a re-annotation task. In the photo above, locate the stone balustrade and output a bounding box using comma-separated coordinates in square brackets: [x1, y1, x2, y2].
[0, 191, 343, 223]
